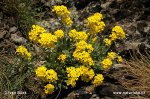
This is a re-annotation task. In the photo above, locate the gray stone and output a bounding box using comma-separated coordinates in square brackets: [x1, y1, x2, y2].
[90, 94, 100, 99]
[0, 30, 7, 39]
[101, 2, 111, 9]
[9, 26, 17, 33]
[37, 19, 61, 32]
[144, 26, 150, 33]
[10, 34, 26, 43]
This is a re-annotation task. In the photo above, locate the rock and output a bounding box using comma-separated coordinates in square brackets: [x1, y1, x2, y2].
[101, 2, 111, 9]
[79, 1, 101, 20]
[90, 94, 100, 99]
[37, 19, 61, 32]
[41, 0, 62, 6]
[10, 34, 26, 44]
[0, 30, 7, 39]
[37, 20, 50, 31]
[64, 85, 94, 99]
[96, 83, 128, 99]
[9, 26, 17, 33]
[144, 26, 150, 33]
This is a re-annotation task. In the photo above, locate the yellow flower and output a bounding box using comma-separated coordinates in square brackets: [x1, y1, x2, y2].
[72, 40, 94, 66]
[86, 44, 94, 53]
[28, 25, 47, 42]
[109, 32, 117, 41]
[111, 26, 125, 39]
[117, 56, 123, 62]
[44, 84, 54, 94]
[52, 5, 70, 16]
[92, 74, 104, 87]
[86, 13, 105, 35]
[46, 69, 58, 83]
[75, 41, 93, 53]
[73, 51, 94, 66]
[107, 52, 116, 60]
[66, 67, 81, 87]
[69, 29, 88, 42]
[104, 38, 112, 46]
[66, 78, 77, 87]
[92, 37, 97, 43]
[101, 58, 113, 69]
[54, 29, 64, 39]
[38, 33, 57, 48]
[58, 54, 67, 63]
[81, 68, 95, 82]
[16, 45, 32, 60]
[52, 5, 72, 26]
[61, 16, 73, 26]
[78, 65, 89, 75]
[35, 65, 47, 79]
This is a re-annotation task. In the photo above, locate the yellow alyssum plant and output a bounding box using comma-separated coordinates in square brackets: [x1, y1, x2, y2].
[92, 74, 104, 87]
[86, 13, 105, 35]
[16, 45, 32, 60]
[28, 25, 46, 42]
[58, 54, 67, 63]
[35, 65, 47, 80]
[52, 5, 73, 26]
[44, 84, 55, 94]
[69, 29, 88, 42]
[15, 5, 126, 95]
[54, 29, 64, 39]
[104, 25, 126, 46]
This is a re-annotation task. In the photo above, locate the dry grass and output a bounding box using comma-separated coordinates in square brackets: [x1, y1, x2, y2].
[112, 51, 150, 98]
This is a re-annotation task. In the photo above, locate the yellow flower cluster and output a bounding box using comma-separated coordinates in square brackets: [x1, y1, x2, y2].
[92, 37, 97, 43]
[101, 58, 112, 69]
[66, 67, 81, 87]
[58, 54, 67, 63]
[52, 5, 73, 26]
[104, 38, 112, 46]
[107, 52, 116, 60]
[54, 29, 64, 39]
[101, 52, 123, 69]
[44, 84, 54, 94]
[38, 33, 58, 48]
[69, 29, 88, 42]
[73, 51, 94, 66]
[28, 25, 46, 42]
[28, 25, 65, 48]
[29, 25, 60, 48]
[46, 69, 58, 83]
[92, 74, 104, 87]
[16, 45, 31, 60]
[73, 41, 94, 66]
[80, 67, 95, 82]
[35, 65, 47, 80]
[86, 13, 105, 35]
[66, 66, 95, 87]
[75, 41, 94, 53]
[36, 65, 58, 83]
[117, 56, 123, 62]
[104, 26, 125, 46]
[110, 26, 126, 41]
[36, 65, 58, 94]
